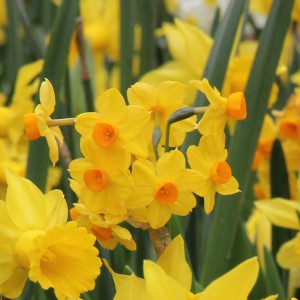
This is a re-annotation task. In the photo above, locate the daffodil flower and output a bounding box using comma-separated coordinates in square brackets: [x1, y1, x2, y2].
[23, 79, 71, 166]
[75, 88, 149, 158]
[191, 78, 247, 142]
[70, 204, 136, 250]
[0, 170, 101, 299]
[187, 135, 240, 214]
[255, 198, 300, 269]
[127, 80, 197, 148]
[69, 141, 133, 216]
[106, 235, 259, 300]
[130, 150, 199, 229]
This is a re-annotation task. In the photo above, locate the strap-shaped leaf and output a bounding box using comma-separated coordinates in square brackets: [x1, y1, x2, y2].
[201, 0, 294, 286]
[26, 0, 79, 190]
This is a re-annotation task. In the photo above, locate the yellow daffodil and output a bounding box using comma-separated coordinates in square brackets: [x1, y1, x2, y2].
[0, 170, 101, 299]
[106, 234, 259, 300]
[255, 198, 300, 230]
[69, 142, 133, 216]
[187, 135, 240, 214]
[0, 169, 67, 298]
[191, 78, 247, 142]
[140, 19, 212, 105]
[28, 221, 101, 300]
[75, 88, 149, 158]
[130, 150, 198, 229]
[255, 198, 300, 269]
[23, 78, 64, 166]
[246, 206, 272, 269]
[127, 81, 197, 148]
[70, 204, 136, 251]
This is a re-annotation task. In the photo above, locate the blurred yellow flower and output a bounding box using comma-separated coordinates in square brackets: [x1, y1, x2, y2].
[187, 135, 240, 214]
[141, 19, 212, 105]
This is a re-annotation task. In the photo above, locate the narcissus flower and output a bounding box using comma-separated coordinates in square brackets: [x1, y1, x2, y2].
[106, 235, 259, 300]
[23, 78, 64, 165]
[255, 199, 300, 269]
[28, 221, 101, 299]
[191, 78, 247, 141]
[127, 81, 197, 148]
[69, 142, 133, 216]
[130, 150, 199, 229]
[75, 88, 149, 158]
[140, 19, 212, 104]
[0, 169, 68, 298]
[0, 170, 102, 299]
[187, 135, 240, 214]
[70, 204, 136, 250]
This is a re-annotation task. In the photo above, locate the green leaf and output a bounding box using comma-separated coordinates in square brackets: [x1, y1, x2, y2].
[270, 139, 293, 292]
[263, 246, 285, 300]
[26, 0, 79, 191]
[200, 0, 294, 287]
[194, 0, 247, 107]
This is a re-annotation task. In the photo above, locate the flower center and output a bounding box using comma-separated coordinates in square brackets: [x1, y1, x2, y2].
[83, 168, 109, 192]
[150, 105, 164, 119]
[92, 122, 119, 147]
[226, 92, 247, 120]
[210, 161, 232, 184]
[91, 226, 113, 242]
[279, 118, 300, 139]
[23, 113, 41, 140]
[154, 181, 178, 204]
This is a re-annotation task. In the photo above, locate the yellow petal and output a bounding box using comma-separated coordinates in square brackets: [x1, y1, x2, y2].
[157, 235, 192, 290]
[147, 201, 171, 229]
[104, 258, 146, 300]
[40, 78, 55, 116]
[0, 266, 28, 299]
[255, 199, 300, 230]
[276, 234, 300, 269]
[144, 260, 186, 300]
[173, 19, 212, 74]
[96, 88, 126, 116]
[215, 177, 240, 195]
[127, 81, 158, 107]
[156, 150, 186, 179]
[5, 170, 47, 231]
[44, 189, 68, 228]
[159, 81, 185, 104]
[200, 257, 259, 300]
